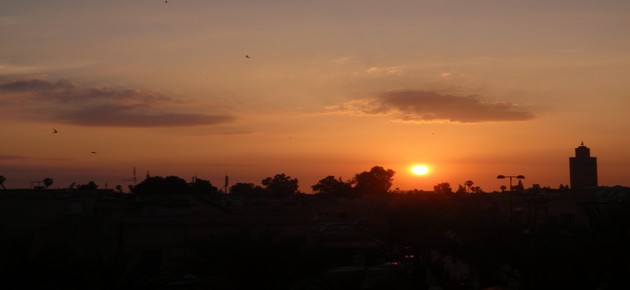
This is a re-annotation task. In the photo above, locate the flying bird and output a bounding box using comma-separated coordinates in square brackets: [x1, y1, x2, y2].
[91, 152, 97, 154]
[52, 129, 58, 134]
[245, 55, 251, 59]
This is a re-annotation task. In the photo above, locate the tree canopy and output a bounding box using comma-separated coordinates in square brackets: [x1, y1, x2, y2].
[132, 175, 190, 195]
[311, 176, 352, 197]
[229, 182, 265, 196]
[76, 181, 98, 191]
[191, 177, 219, 195]
[353, 166, 395, 195]
[434, 182, 453, 194]
[42, 178, 54, 189]
[261, 173, 299, 195]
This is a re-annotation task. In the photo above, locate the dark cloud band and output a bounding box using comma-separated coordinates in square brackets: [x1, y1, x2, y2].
[0, 78, 236, 127]
[60, 105, 235, 127]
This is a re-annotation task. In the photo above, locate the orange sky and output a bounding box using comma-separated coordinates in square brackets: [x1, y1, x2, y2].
[1, 1, 629, 191]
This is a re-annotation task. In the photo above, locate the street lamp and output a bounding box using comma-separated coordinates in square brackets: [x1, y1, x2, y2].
[496, 175, 525, 192]
[497, 174, 525, 220]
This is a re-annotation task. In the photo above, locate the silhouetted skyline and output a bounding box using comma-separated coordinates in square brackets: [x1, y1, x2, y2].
[1, 173, 629, 289]
[0, 144, 622, 197]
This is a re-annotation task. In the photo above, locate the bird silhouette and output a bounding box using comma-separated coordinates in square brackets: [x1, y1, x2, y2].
[245, 55, 250, 59]
[52, 129, 58, 134]
[91, 152, 97, 154]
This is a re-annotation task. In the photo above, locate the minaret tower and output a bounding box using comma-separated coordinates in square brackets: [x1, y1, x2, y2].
[569, 142, 598, 189]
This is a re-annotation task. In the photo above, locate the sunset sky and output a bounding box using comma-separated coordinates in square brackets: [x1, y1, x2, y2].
[2, 0, 629, 192]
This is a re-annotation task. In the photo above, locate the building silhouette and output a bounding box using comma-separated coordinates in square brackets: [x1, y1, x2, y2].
[569, 142, 598, 189]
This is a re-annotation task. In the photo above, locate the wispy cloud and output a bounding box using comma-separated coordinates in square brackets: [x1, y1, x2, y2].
[328, 90, 535, 123]
[58, 104, 235, 127]
[0, 78, 236, 127]
[0, 61, 99, 75]
[0, 154, 28, 160]
[365, 66, 404, 76]
[331, 56, 355, 65]
[0, 64, 45, 75]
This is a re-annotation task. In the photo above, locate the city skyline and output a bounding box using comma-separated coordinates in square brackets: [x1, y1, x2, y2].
[2, 1, 629, 191]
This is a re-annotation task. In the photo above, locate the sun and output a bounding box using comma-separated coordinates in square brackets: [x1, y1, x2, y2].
[411, 165, 430, 175]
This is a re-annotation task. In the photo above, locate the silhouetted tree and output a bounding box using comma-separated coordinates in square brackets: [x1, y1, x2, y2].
[262, 173, 299, 195]
[190, 177, 219, 195]
[76, 181, 98, 191]
[464, 180, 474, 193]
[229, 182, 266, 196]
[531, 184, 542, 191]
[115, 185, 123, 193]
[0, 175, 6, 190]
[455, 184, 466, 195]
[312, 176, 352, 197]
[433, 182, 452, 194]
[132, 175, 190, 195]
[354, 166, 395, 195]
[42, 177, 54, 189]
[500, 185, 507, 192]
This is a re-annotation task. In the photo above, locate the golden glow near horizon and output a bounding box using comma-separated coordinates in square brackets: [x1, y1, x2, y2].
[411, 165, 430, 176]
[1, 1, 630, 191]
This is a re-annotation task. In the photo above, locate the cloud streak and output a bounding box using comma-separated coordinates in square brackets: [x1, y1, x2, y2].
[330, 90, 535, 123]
[365, 66, 404, 76]
[0, 78, 236, 127]
[0, 61, 99, 75]
[0, 154, 28, 160]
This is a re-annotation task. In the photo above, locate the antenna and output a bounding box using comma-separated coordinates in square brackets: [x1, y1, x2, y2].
[120, 167, 137, 185]
[224, 175, 229, 193]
